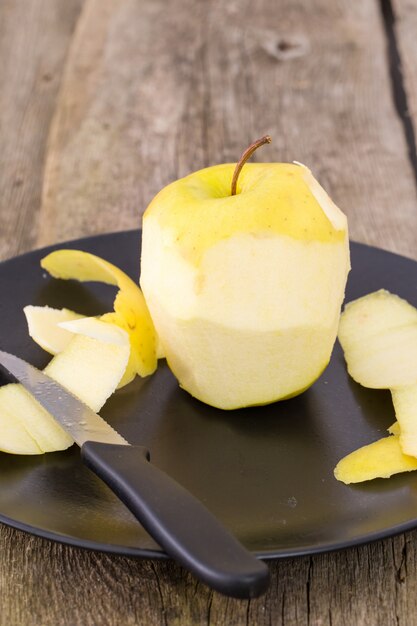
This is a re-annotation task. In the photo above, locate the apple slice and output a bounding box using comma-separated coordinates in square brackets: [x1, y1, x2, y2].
[0, 399, 43, 454]
[0, 383, 73, 454]
[0, 320, 130, 454]
[59, 316, 132, 345]
[24, 306, 136, 388]
[24, 306, 164, 390]
[44, 325, 129, 412]
[41, 250, 158, 383]
[338, 290, 417, 388]
[24, 305, 84, 355]
[57, 316, 136, 388]
[334, 435, 417, 484]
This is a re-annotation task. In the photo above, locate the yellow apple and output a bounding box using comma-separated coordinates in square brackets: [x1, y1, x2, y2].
[140, 151, 350, 409]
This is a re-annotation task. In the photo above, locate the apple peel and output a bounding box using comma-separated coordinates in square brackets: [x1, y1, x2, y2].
[334, 435, 417, 484]
[41, 250, 159, 384]
[338, 290, 417, 456]
[338, 290, 417, 389]
[335, 290, 417, 481]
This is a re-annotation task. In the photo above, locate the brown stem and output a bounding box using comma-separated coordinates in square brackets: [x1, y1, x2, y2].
[231, 135, 272, 196]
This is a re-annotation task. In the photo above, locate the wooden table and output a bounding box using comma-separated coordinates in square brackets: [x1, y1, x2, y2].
[2, 0, 417, 623]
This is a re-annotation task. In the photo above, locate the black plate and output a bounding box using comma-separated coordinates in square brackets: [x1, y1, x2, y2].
[0, 231, 416, 560]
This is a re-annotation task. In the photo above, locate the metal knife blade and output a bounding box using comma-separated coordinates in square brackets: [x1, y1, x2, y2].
[0, 349, 129, 447]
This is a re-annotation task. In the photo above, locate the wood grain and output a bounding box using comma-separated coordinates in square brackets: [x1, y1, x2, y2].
[1, 525, 417, 626]
[0, 0, 83, 261]
[392, 0, 417, 163]
[391, 0, 417, 105]
[2, 0, 417, 624]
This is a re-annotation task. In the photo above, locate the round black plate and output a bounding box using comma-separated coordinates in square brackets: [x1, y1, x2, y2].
[0, 231, 416, 560]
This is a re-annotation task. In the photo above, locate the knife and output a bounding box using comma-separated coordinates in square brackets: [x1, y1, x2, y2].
[0, 350, 270, 598]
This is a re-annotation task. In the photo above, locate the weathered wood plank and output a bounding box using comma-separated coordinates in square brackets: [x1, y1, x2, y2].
[0, 0, 83, 261]
[39, 0, 417, 260]
[1, 522, 415, 626]
[2, 0, 417, 624]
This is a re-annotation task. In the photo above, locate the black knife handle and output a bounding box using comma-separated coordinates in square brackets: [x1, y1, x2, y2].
[81, 441, 270, 598]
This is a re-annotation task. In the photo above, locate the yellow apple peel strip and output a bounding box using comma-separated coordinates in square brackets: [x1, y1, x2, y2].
[334, 435, 417, 484]
[41, 250, 158, 385]
[338, 290, 417, 455]
[335, 290, 417, 482]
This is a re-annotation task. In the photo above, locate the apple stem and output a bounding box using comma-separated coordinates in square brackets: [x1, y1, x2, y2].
[231, 135, 272, 196]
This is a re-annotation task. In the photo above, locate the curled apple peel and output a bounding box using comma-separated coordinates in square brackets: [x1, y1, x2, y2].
[41, 250, 159, 385]
[335, 290, 417, 482]
[334, 435, 417, 484]
[0, 247, 158, 455]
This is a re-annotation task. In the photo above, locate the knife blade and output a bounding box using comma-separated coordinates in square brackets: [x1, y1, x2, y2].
[0, 350, 270, 598]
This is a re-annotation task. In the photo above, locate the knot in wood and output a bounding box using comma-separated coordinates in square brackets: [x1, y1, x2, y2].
[261, 34, 310, 61]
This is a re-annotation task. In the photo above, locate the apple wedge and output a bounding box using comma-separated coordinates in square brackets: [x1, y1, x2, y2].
[24, 305, 84, 355]
[334, 435, 417, 484]
[0, 320, 130, 454]
[41, 250, 159, 386]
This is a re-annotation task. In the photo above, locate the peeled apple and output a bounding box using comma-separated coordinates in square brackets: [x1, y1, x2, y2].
[141, 161, 350, 409]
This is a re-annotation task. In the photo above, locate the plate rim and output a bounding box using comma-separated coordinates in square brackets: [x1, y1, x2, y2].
[2, 510, 417, 561]
[1, 230, 417, 561]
